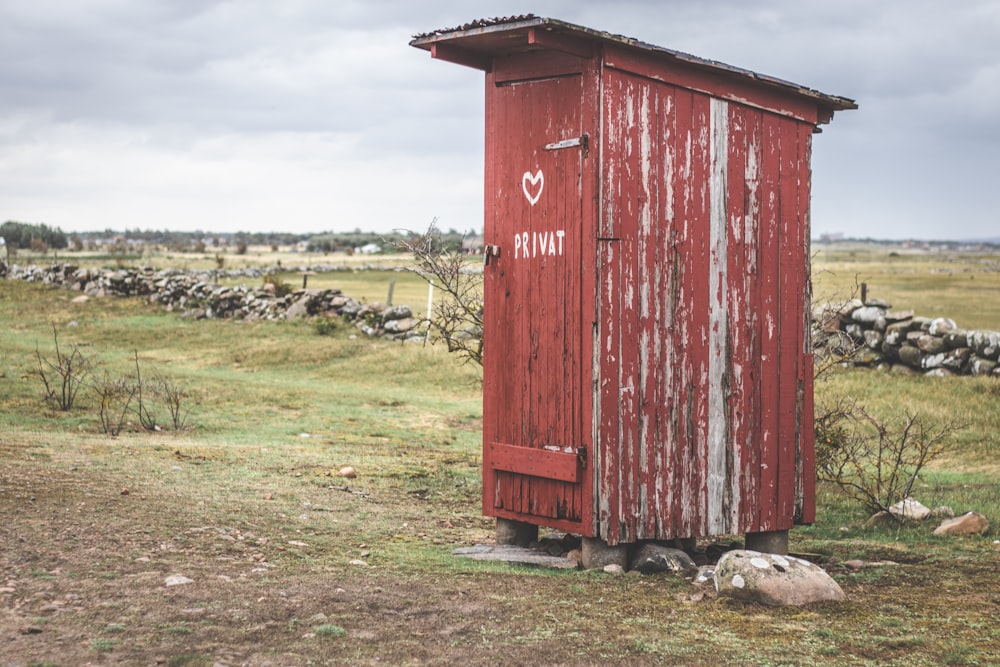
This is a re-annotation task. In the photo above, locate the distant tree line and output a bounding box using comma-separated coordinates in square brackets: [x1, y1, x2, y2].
[1, 221, 69, 251]
[1, 222, 481, 255]
[306, 228, 474, 254]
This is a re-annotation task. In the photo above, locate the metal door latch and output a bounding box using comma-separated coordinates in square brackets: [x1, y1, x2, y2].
[483, 244, 501, 266]
[545, 133, 589, 157]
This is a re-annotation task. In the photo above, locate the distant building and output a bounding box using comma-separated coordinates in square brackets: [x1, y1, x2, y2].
[462, 235, 485, 255]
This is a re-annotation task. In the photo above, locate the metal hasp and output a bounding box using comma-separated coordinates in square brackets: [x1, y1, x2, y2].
[411, 16, 856, 548]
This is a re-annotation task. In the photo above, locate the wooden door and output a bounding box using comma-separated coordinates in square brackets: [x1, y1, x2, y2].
[482, 60, 593, 534]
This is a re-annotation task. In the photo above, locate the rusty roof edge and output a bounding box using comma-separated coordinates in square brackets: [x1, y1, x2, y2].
[410, 15, 544, 45]
[410, 16, 857, 112]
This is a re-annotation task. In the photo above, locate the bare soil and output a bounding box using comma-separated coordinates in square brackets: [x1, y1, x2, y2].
[3, 438, 999, 667]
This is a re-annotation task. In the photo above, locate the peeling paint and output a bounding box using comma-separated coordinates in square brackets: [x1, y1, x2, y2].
[480, 49, 818, 546]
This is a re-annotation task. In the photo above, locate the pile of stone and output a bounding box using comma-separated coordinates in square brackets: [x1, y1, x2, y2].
[3, 262, 424, 341]
[813, 297, 1000, 377]
[866, 497, 991, 536]
[4, 262, 276, 288]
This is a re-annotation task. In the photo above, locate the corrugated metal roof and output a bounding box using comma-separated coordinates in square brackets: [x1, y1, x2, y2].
[411, 16, 857, 112]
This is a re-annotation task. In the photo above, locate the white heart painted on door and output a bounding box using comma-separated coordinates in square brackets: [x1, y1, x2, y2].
[522, 170, 544, 206]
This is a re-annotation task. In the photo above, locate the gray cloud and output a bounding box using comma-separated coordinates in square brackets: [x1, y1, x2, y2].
[1, 1, 997, 238]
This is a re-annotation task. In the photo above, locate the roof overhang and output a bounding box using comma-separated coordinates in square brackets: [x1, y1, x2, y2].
[411, 15, 857, 122]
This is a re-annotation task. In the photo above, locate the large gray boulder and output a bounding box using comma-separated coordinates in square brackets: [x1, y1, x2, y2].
[714, 550, 845, 606]
[383, 317, 416, 334]
[381, 305, 413, 322]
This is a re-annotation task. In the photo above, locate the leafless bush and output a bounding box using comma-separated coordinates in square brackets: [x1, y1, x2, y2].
[35, 325, 93, 411]
[93, 371, 139, 436]
[815, 399, 963, 516]
[132, 351, 188, 431]
[155, 368, 188, 430]
[133, 351, 159, 431]
[397, 220, 483, 368]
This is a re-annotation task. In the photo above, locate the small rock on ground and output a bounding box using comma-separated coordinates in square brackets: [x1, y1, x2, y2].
[165, 575, 194, 587]
[628, 543, 698, 576]
[933, 511, 990, 536]
[889, 497, 931, 521]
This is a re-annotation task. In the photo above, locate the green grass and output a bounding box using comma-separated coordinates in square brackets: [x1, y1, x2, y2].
[816, 368, 1000, 470]
[89, 638, 116, 653]
[813, 244, 1000, 330]
[313, 624, 347, 638]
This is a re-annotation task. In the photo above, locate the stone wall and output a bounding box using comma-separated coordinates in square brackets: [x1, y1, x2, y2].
[2, 262, 424, 341]
[5, 262, 998, 371]
[813, 298, 1000, 377]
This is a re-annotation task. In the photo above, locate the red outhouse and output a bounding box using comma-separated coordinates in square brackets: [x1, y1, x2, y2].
[411, 16, 856, 554]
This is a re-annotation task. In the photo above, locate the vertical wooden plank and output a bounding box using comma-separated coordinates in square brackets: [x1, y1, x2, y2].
[726, 104, 756, 533]
[482, 70, 499, 519]
[757, 111, 782, 532]
[707, 97, 731, 535]
[776, 117, 801, 528]
[617, 74, 641, 544]
[519, 75, 583, 527]
[597, 70, 627, 542]
[580, 56, 601, 537]
[653, 80, 676, 539]
[737, 107, 764, 530]
[635, 81, 659, 540]
[796, 122, 817, 525]
[598, 238, 621, 539]
[688, 91, 712, 537]
[667, 85, 694, 537]
[487, 79, 516, 455]
[724, 102, 746, 533]
[666, 86, 713, 538]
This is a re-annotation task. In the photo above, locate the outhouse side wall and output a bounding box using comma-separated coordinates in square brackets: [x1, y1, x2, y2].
[595, 66, 816, 545]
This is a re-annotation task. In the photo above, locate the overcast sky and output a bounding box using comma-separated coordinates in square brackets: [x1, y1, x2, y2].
[1, 1, 997, 240]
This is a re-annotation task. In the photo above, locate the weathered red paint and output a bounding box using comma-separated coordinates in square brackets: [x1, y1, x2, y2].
[412, 17, 855, 545]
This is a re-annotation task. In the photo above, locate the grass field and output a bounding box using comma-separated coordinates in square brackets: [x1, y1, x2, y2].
[812, 243, 1000, 330]
[1, 244, 998, 665]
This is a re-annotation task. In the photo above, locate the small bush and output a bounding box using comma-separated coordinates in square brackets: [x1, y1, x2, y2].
[35, 325, 93, 411]
[156, 370, 189, 430]
[312, 316, 343, 337]
[815, 399, 964, 516]
[93, 371, 139, 436]
[123, 352, 189, 432]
